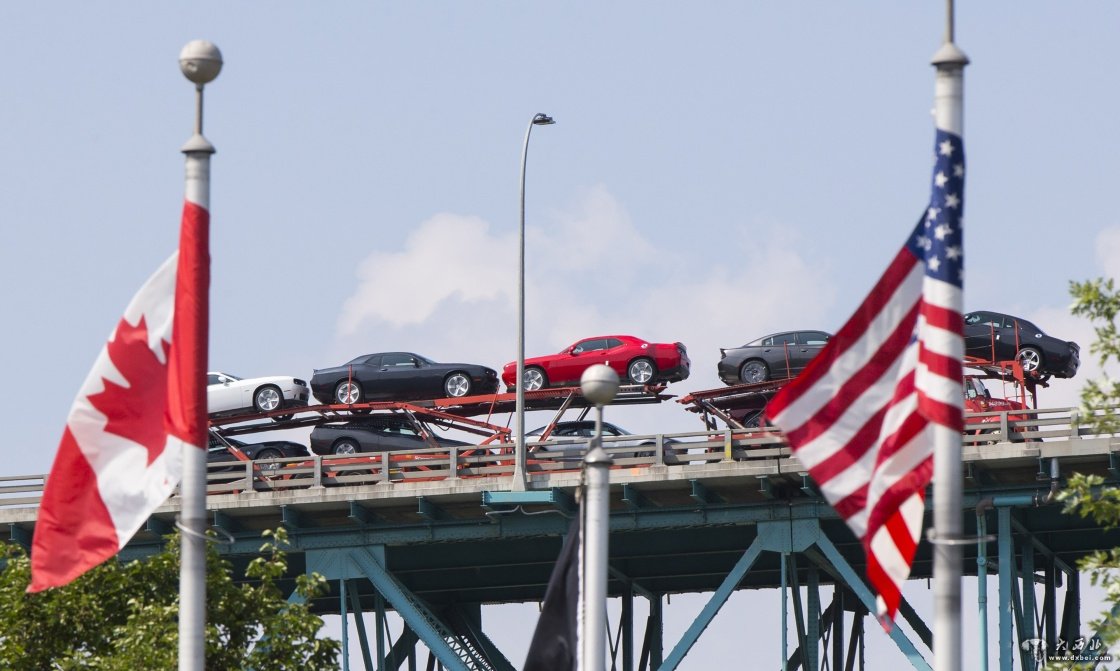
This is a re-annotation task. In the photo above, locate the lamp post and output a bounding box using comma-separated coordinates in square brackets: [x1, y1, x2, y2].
[579, 364, 619, 671]
[513, 112, 555, 490]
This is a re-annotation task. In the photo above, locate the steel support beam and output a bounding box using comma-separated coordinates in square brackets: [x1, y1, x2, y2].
[832, 588, 845, 671]
[375, 593, 386, 671]
[346, 579, 374, 671]
[384, 627, 420, 670]
[812, 533, 931, 671]
[807, 566, 820, 671]
[1060, 569, 1080, 647]
[341, 577, 350, 671]
[660, 533, 765, 670]
[622, 588, 634, 671]
[998, 506, 1015, 671]
[1021, 543, 1036, 646]
[1044, 561, 1057, 648]
[346, 548, 474, 671]
[648, 595, 663, 669]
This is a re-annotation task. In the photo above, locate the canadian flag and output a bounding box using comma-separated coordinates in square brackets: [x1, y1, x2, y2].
[29, 200, 209, 592]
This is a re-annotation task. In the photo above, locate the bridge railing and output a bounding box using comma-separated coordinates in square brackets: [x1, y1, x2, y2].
[2, 407, 1117, 510]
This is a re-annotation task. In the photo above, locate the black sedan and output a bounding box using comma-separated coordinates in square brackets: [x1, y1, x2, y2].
[963, 311, 1079, 379]
[309, 417, 474, 455]
[310, 352, 499, 404]
[207, 431, 310, 472]
[717, 330, 832, 385]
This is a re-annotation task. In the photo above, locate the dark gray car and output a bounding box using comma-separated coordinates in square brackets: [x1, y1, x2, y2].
[309, 416, 473, 455]
[717, 330, 832, 385]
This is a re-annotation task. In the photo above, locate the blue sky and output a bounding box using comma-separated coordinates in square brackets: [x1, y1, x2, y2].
[3, 3, 1119, 668]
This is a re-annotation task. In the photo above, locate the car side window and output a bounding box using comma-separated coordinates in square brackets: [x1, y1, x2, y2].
[974, 313, 1002, 328]
[207, 374, 221, 385]
[773, 333, 797, 346]
[798, 331, 830, 346]
[605, 338, 623, 349]
[382, 353, 416, 368]
[573, 339, 605, 354]
[964, 313, 982, 326]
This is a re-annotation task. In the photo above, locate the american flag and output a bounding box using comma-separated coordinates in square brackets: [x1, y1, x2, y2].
[766, 128, 964, 621]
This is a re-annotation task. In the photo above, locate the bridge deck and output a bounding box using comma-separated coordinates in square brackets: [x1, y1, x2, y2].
[1, 406, 1116, 613]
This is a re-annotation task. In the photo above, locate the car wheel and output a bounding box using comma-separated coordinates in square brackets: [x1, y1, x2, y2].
[1016, 347, 1043, 374]
[335, 380, 362, 405]
[254, 448, 282, 474]
[254, 385, 283, 413]
[332, 439, 360, 455]
[444, 372, 472, 398]
[524, 367, 548, 391]
[627, 358, 656, 384]
[740, 360, 770, 384]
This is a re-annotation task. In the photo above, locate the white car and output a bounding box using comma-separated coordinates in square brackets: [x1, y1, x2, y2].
[206, 371, 310, 419]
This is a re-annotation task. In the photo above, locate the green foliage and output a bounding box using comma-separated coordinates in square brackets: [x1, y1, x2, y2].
[1054, 279, 1120, 668]
[1056, 474, 1120, 666]
[1070, 276, 1120, 434]
[0, 528, 339, 670]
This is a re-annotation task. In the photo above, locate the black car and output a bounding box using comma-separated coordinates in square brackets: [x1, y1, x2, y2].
[207, 431, 310, 472]
[717, 330, 832, 385]
[526, 421, 680, 463]
[310, 352, 499, 405]
[963, 311, 1079, 379]
[309, 416, 474, 455]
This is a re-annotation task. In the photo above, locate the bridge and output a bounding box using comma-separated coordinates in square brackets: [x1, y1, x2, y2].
[0, 403, 1116, 671]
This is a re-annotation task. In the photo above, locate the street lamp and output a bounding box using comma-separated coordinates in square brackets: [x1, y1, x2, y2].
[579, 364, 618, 671]
[513, 112, 555, 490]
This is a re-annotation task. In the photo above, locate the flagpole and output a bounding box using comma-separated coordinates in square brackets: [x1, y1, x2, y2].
[580, 365, 619, 671]
[177, 40, 221, 671]
[930, 4, 968, 669]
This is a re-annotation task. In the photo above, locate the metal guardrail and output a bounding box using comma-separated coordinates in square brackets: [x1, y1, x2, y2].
[1, 407, 1115, 511]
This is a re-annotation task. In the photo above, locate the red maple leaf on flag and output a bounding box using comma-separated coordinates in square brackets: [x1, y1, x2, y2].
[87, 316, 171, 466]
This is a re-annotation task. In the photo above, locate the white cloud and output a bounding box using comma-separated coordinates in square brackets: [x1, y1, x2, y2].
[331, 185, 835, 425]
[1095, 226, 1120, 281]
[337, 213, 517, 334]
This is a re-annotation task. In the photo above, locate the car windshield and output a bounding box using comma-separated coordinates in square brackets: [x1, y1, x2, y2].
[963, 378, 988, 399]
[223, 373, 243, 381]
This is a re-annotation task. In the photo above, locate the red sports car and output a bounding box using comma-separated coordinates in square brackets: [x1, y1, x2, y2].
[502, 335, 690, 391]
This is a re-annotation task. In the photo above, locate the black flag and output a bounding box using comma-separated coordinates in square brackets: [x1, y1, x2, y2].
[524, 515, 581, 671]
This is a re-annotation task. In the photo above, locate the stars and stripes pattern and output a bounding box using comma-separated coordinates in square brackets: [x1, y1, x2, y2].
[766, 128, 964, 621]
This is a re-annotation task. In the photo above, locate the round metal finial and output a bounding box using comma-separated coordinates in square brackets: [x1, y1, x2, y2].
[581, 364, 620, 406]
[179, 40, 223, 85]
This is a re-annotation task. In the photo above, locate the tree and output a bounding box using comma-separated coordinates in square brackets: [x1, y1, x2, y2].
[0, 527, 340, 670]
[1070, 276, 1120, 433]
[1053, 277, 1120, 667]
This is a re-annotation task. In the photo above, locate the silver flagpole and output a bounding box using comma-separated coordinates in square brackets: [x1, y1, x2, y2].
[580, 365, 619, 671]
[930, 2, 967, 669]
[178, 40, 221, 671]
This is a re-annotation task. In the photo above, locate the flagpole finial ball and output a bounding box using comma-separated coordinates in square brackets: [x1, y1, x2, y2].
[580, 364, 620, 407]
[179, 40, 223, 85]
